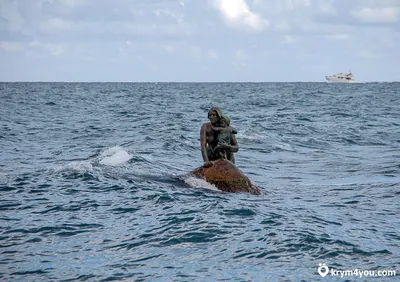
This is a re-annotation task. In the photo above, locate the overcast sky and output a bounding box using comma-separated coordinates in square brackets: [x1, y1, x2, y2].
[1, 0, 399, 82]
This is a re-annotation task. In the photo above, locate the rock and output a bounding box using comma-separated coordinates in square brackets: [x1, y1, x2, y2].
[191, 159, 261, 195]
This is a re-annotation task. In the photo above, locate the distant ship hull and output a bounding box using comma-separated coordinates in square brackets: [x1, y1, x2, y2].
[326, 72, 355, 83]
[326, 77, 355, 83]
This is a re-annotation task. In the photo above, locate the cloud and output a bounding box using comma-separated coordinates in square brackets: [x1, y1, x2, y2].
[189, 46, 218, 60]
[163, 44, 176, 53]
[282, 35, 298, 44]
[324, 33, 349, 40]
[273, 20, 291, 32]
[351, 7, 400, 23]
[29, 41, 66, 56]
[233, 49, 248, 66]
[285, 0, 311, 10]
[1, 0, 400, 82]
[317, 0, 336, 14]
[209, 51, 218, 60]
[251, 0, 338, 35]
[358, 50, 378, 58]
[235, 49, 248, 60]
[40, 17, 78, 31]
[210, 0, 269, 31]
[0, 42, 24, 52]
[59, 0, 87, 7]
[0, 0, 25, 30]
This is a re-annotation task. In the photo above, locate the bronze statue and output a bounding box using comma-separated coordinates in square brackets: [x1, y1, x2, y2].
[195, 107, 260, 194]
[200, 107, 239, 166]
[211, 115, 238, 163]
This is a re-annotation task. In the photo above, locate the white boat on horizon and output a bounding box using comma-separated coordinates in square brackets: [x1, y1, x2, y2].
[326, 71, 355, 83]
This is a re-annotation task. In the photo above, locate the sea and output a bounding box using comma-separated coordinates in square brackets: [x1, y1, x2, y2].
[1, 82, 399, 282]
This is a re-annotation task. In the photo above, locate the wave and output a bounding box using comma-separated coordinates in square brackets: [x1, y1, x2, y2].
[52, 160, 95, 173]
[99, 146, 133, 166]
[52, 146, 132, 172]
[181, 174, 220, 192]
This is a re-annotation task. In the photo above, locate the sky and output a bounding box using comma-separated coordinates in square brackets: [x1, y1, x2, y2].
[0, 0, 399, 82]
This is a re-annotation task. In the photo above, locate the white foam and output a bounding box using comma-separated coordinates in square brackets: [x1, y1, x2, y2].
[274, 142, 295, 151]
[183, 175, 220, 191]
[52, 161, 94, 173]
[99, 146, 133, 166]
[236, 132, 266, 140]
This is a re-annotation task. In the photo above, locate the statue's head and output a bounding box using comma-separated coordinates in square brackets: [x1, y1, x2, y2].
[220, 115, 230, 127]
[208, 107, 222, 125]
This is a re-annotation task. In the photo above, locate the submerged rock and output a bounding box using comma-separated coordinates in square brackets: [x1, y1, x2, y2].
[191, 159, 261, 195]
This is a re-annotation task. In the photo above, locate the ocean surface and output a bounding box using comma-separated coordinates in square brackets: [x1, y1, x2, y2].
[1, 82, 399, 281]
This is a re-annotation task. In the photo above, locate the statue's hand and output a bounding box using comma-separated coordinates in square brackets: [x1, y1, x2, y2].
[204, 161, 213, 168]
[216, 140, 230, 150]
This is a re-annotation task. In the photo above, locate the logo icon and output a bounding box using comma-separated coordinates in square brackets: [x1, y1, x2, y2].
[318, 263, 329, 277]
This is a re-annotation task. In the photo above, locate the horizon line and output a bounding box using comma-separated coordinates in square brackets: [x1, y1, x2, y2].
[0, 80, 399, 83]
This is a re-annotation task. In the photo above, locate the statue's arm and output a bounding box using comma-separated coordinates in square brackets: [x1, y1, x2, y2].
[215, 133, 239, 153]
[229, 134, 239, 153]
[200, 123, 209, 162]
[211, 125, 222, 131]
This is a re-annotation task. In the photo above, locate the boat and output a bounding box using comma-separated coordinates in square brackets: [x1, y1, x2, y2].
[325, 71, 355, 83]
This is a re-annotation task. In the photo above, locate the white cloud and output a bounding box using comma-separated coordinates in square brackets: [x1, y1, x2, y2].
[40, 18, 77, 31]
[153, 8, 185, 24]
[282, 35, 297, 44]
[209, 51, 218, 60]
[60, 0, 86, 7]
[251, 0, 337, 34]
[317, 0, 336, 14]
[211, 0, 269, 31]
[1, 0, 400, 82]
[0, 42, 24, 52]
[154, 8, 175, 18]
[189, 46, 218, 60]
[358, 50, 378, 58]
[86, 22, 191, 38]
[29, 41, 66, 56]
[233, 49, 249, 67]
[273, 20, 291, 32]
[253, 0, 312, 14]
[131, 9, 144, 16]
[351, 7, 400, 23]
[285, 0, 311, 10]
[190, 46, 202, 58]
[235, 49, 248, 60]
[0, 0, 25, 30]
[163, 44, 176, 53]
[324, 34, 349, 40]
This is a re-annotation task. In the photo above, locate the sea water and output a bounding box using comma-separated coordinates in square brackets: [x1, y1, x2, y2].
[1, 82, 399, 281]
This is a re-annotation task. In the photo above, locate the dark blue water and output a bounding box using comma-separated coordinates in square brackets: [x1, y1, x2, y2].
[1, 82, 399, 281]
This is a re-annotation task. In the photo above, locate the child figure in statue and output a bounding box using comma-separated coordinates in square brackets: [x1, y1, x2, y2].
[212, 115, 238, 164]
